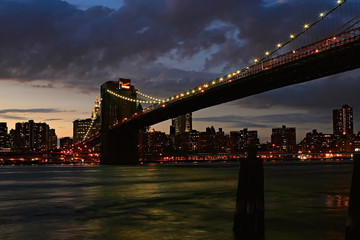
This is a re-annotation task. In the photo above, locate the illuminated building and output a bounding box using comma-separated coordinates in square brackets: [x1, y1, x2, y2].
[73, 97, 101, 144]
[333, 104, 353, 136]
[48, 129, 57, 150]
[13, 120, 57, 152]
[230, 128, 259, 153]
[302, 129, 335, 153]
[60, 137, 73, 149]
[171, 113, 192, 135]
[0, 122, 10, 152]
[271, 125, 296, 153]
[91, 96, 100, 120]
[73, 119, 92, 144]
[139, 129, 169, 155]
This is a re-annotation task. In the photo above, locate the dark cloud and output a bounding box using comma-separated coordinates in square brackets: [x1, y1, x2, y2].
[0, 0, 346, 93]
[43, 118, 63, 121]
[194, 112, 331, 129]
[0, 108, 68, 114]
[0, 115, 27, 120]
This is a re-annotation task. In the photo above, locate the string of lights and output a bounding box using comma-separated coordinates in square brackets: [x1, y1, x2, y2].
[136, 91, 163, 102]
[107, 89, 161, 104]
[82, 118, 95, 141]
[259, 0, 347, 63]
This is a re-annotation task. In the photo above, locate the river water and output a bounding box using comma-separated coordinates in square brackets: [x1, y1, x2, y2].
[0, 162, 353, 240]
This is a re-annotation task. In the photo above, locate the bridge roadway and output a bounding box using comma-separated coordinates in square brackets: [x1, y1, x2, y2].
[118, 31, 360, 130]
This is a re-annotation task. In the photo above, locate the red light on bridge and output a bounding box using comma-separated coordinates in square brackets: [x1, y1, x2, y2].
[161, 104, 166, 107]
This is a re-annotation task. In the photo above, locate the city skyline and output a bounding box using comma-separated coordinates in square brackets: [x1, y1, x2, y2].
[0, 0, 360, 142]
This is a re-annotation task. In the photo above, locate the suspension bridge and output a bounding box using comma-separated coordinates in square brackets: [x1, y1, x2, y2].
[72, 0, 360, 165]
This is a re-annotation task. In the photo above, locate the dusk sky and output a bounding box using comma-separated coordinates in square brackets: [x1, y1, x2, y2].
[0, 0, 359, 142]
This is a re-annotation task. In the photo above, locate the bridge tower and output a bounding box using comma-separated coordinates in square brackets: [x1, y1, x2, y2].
[100, 79, 139, 164]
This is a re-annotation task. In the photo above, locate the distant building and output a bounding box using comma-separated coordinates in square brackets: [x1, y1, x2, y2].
[73, 119, 92, 144]
[171, 113, 192, 135]
[230, 128, 259, 153]
[302, 129, 335, 153]
[48, 129, 58, 150]
[73, 97, 101, 144]
[13, 120, 57, 152]
[0, 122, 10, 152]
[333, 104, 353, 136]
[60, 137, 73, 149]
[139, 129, 169, 155]
[271, 125, 296, 153]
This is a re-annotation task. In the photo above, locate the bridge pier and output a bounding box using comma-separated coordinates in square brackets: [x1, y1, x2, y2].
[100, 127, 139, 165]
[345, 154, 360, 239]
[233, 148, 264, 240]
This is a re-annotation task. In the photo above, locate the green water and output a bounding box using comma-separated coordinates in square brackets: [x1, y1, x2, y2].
[0, 162, 353, 239]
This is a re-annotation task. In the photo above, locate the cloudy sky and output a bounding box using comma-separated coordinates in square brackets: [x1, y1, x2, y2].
[0, 0, 359, 142]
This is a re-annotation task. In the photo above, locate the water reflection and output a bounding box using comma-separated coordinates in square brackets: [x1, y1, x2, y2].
[0, 163, 353, 240]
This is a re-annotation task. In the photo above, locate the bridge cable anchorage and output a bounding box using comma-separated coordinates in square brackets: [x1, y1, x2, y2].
[163, 0, 350, 106]
[106, 89, 161, 104]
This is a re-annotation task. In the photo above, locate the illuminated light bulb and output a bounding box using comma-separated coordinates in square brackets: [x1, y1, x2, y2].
[227, 74, 231, 78]
[319, 12, 325, 18]
[192, 90, 195, 93]
[198, 87, 202, 90]
[204, 84, 208, 88]
[212, 81, 216, 85]
[220, 77, 223, 81]
[246, 66, 250, 70]
[290, 34, 295, 39]
[277, 43, 282, 48]
[180, 93, 184, 97]
[171, 97, 174, 100]
[265, 51, 270, 56]
[186, 92, 190, 95]
[254, 58, 258, 63]
[337, 0, 342, 4]
[304, 24, 309, 29]
[237, 70, 241, 74]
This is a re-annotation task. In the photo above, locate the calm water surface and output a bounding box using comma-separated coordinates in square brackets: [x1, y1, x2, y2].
[0, 162, 353, 240]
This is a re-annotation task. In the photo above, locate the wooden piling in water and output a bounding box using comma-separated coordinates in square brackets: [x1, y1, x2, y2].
[345, 154, 360, 240]
[233, 148, 264, 240]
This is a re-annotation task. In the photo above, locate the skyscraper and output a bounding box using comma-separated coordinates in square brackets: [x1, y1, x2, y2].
[0, 122, 9, 151]
[333, 104, 353, 136]
[13, 120, 56, 152]
[230, 128, 259, 153]
[171, 113, 192, 135]
[271, 125, 296, 153]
